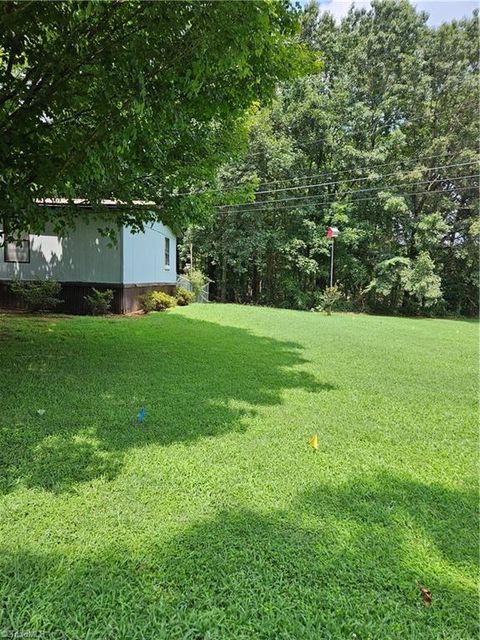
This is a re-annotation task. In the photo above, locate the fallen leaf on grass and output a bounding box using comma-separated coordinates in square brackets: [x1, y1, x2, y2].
[419, 585, 432, 605]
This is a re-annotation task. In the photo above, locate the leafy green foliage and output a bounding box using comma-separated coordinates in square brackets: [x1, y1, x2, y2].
[84, 288, 114, 315]
[176, 286, 195, 306]
[366, 253, 443, 311]
[184, 269, 209, 300]
[406, 251, 443, 308]
[140, 290, 177, 313]
[9, 278, 62, 312]
[138, 293, 156, 314]
[315, 284, 342, 315]
[0, 1, 312, 239]
[366, 257, 412, 309]
[185, 1, 479, 316]
[0, 304, 477, 638]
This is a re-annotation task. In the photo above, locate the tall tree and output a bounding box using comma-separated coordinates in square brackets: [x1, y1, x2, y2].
[0, 0, 310, 237]
[185, 0, 479, 315]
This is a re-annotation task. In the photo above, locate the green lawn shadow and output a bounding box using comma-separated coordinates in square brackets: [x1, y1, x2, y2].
[1, 472, 476, 638]
[0, 313, 334, 493]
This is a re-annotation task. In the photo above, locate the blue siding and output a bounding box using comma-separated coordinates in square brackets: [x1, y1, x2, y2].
[0, 222, 122, 284]
[122, 222, 176, 285]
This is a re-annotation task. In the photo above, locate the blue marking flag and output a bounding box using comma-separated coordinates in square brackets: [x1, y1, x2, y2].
[136, 408, 146, 424]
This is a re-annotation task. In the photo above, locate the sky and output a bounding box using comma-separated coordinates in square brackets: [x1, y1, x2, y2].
[311, 0, 478, 26]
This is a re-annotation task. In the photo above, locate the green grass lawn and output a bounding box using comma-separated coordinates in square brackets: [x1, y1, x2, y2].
[0, 304, 477, 639]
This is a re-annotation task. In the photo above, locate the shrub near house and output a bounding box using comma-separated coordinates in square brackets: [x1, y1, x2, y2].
[140, 291, 177, 313]
[140, 287, 196, 313]
[9, 279, 62, 312]
[176, 287, 195, 306]
[84, 288, 114, 315]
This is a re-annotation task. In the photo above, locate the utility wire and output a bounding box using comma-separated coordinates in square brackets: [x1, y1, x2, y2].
[218, 189, 473, 217]
[218, 181, 478, 216]
[214, 173, 478, 211]
[215, 161, 478, 205]
[174, 152, 478, 197]
[242, 153, 478, 189]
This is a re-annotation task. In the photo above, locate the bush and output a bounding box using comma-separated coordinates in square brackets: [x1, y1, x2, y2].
[315, 285, 342, 315]
[151, 291, 177, 310]
[139, 292, 156, 313]
[10, 278, 62, 312]
[184, 269, 208, 300]
[139, 290, 177, 313]
[84, 288, 114, 315]
[176, 286, 195, 306]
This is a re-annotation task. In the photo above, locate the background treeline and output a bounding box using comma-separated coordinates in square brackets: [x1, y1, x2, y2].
[181, 0, 479, 316]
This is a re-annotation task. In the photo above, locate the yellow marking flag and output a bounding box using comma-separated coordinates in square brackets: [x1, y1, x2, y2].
[310, 434, 318, 451]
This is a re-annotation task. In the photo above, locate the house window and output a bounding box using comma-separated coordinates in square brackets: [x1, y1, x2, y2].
[164, 237, 170, 268]
[4, 234, 30, 263]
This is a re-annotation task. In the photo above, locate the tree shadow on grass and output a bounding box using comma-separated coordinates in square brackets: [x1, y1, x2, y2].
[0, 313, 334, 493]
[0, 472, 476, 639]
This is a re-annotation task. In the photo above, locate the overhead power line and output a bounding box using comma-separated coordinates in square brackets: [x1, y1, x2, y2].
[215, 173, 478, 211]
[215, 161, 478, 206]
[218, 189, 474, 217]
[173, 152, 478, 197]
[217, 179, 478, 216]
[241, 152, 478, 190]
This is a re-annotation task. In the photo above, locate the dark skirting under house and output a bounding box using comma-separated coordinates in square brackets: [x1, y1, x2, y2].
[0, 281, 176, 315]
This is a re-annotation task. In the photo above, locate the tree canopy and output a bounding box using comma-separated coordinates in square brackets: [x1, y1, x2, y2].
[185, 0, 479, 316]
[0, 0, 311, 237]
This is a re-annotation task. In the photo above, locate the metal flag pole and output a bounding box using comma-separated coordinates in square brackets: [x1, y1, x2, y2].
[330, 237, 334, 287]
[327, 226, 339, 287]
